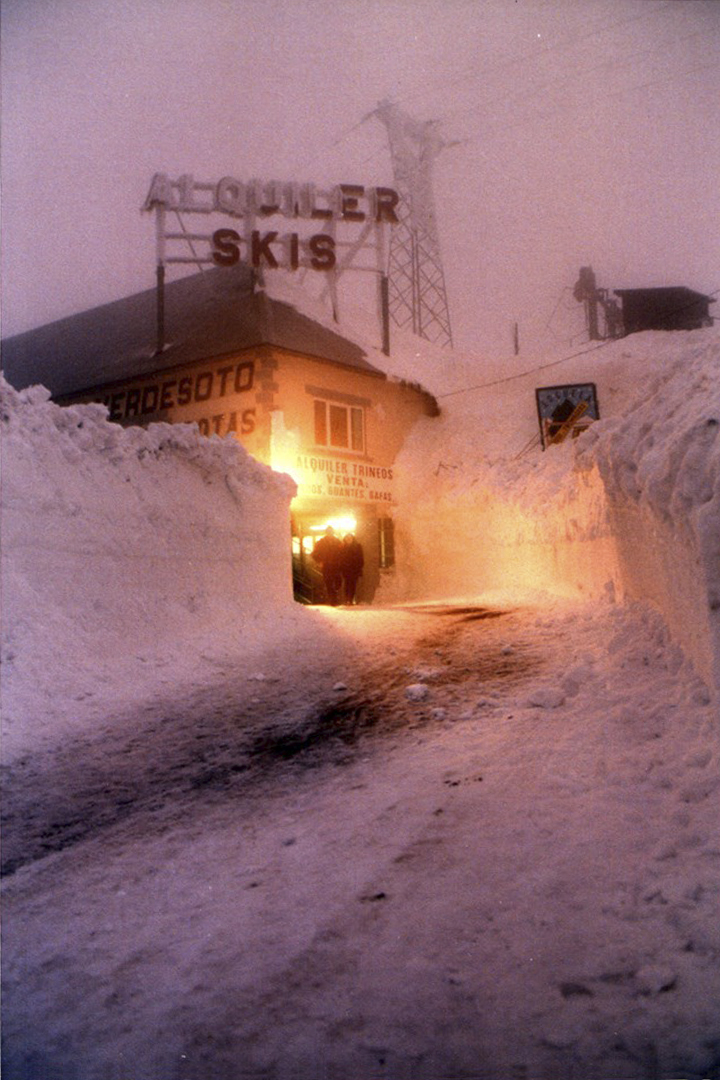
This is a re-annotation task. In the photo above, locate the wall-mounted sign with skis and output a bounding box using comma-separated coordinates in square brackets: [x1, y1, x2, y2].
[535, 383, 599, 450]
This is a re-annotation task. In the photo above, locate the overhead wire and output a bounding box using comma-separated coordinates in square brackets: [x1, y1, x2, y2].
[455, 57, 718, 151]
[439, 340, 615, 398]
[395, 0, 677, 112]
[294, 115, 376, 174]
[437, 25, 711, 129]
[285, 1, 679, 176]
[544, 287, 579, 344]
[272, 1, 712, 180]
[234, 7, 716, 370]
[438, 288, 720, 399]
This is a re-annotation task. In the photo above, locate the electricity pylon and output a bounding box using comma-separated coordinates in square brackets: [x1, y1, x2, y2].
[373, 99, 455, 349]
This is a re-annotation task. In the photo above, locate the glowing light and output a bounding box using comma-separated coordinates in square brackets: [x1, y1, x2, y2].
[269, 449, 304, 487]
[291, 535, 317, 555]
[309, 515, 358, 535]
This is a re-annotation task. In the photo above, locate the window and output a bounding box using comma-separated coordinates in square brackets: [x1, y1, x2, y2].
[378, 517, 395, 569]
[314, 399, 364, 452]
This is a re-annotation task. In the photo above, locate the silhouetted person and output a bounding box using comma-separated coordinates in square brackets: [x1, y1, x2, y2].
[312, 526, 344, 606]
[340, 533, 364, 605]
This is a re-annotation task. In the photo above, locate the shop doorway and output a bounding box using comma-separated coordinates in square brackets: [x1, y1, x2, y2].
[291, 523, 325, 605]
[291, 508, 389, 605]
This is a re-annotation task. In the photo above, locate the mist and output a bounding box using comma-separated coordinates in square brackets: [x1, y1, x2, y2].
[2, 0, 718, 355]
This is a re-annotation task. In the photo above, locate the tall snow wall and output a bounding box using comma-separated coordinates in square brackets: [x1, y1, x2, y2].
[584, 343, 720, 700]
[1, 379, 296, 731]
[384, 330, 720, 702]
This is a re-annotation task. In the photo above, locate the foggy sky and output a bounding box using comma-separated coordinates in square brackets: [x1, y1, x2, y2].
[2, 0, 718, 357]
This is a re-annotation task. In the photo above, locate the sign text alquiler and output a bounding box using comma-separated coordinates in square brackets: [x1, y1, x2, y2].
[144, 174, 400, 272]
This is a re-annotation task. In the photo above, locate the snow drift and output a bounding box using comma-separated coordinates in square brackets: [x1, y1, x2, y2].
[373, 328, 720, 702]
[2, 312, 718, 756]
[0, 378, 303, 755]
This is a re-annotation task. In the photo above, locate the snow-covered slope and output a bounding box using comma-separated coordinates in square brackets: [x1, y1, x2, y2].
[0, 378, 314, 757]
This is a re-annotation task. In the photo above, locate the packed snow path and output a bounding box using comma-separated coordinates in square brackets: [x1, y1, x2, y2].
[2, 599, 719, 1080]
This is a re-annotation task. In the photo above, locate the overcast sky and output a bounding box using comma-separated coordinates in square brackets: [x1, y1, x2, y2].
[2, 0, 718, 356]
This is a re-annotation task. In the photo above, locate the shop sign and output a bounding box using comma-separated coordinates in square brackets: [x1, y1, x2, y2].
[536, 383, 599, 449]
[291, 454, 394, 504]
[144, 173, 400, 273]
[100, 359, 255, 423]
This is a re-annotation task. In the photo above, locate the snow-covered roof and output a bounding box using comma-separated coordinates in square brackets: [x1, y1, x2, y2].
[1, 264, 384, 397]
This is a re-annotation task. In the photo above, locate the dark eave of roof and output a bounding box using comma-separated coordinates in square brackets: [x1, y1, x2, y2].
[1, 264, 382, 396]
[614, 286, 715, 302]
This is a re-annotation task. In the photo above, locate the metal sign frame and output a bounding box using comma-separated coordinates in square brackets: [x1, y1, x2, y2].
[143, 173, 398, 355]
[143, 173, 397, 274]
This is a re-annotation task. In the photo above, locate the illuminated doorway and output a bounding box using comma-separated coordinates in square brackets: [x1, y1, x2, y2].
[291, 507, 387, 605]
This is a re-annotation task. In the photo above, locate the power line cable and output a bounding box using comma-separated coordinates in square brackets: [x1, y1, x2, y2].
[273, 1, 710, 185]
[396, 0, 676, 111]
[294, 115, 375, 174]
[453, 56, 718, 159]
[439, 25, 710, 128]
[439, 341, 614, 398]
[438, 288, 720, 399]
[286, 2, 680, 179]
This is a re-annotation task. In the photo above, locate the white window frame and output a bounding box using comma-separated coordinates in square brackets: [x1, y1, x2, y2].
[313, 398, 365, 453]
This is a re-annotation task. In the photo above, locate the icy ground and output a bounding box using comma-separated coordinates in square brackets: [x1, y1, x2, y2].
[3, 595, 719, 1080]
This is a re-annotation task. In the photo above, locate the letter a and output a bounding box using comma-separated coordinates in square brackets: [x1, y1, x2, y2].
[143, 173, 174, 211]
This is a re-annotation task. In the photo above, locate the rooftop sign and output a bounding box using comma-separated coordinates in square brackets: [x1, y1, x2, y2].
[143, 173, 400, 273]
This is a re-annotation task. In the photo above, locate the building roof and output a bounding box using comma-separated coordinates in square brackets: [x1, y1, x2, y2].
[1, 264, 382, 397]
[614, 286, 715, 303]
[613, 287, 716, 308]
[613, 286, 715, 334]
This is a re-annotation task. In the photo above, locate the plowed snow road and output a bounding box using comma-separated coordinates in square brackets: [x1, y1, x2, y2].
[1, 605, 535, 877]
[2, 600, 719, 1080]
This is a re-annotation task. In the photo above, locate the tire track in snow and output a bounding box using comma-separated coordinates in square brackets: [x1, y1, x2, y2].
[1, 606, 542, 877]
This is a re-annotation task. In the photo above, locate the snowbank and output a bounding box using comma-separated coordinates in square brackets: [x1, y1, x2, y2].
[379, 328, 720, 702]
[581, 334, 720, 701]
[2, 311, 718, 760]
[0, 378, 306, 755]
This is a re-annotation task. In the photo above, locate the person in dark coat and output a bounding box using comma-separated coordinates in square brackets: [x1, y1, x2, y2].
[311, 526, 344, 606]
[340, 533, 364, 605]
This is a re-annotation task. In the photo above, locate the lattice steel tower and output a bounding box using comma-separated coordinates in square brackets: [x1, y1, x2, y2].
[374, 99, 454, 349]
